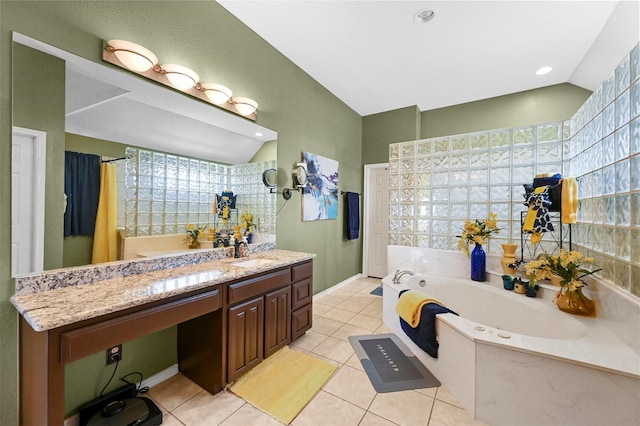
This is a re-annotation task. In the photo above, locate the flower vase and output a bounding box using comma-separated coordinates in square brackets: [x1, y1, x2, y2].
[188, 238, 201, 249]
[555, 285, 595, 316]
[246, 233, 253, 244]
[470, 243, 486, 282]
[501, 243, 518, 275]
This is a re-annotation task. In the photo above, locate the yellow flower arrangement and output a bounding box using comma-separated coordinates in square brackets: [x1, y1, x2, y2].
[525, 249, 601, 290]
[185, 223, 207, 242]
[456, 212, 500, 257]
[241, 212, 255, 235]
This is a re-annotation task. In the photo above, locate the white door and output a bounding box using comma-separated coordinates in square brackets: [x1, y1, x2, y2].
[363, 164, 389, 278]
[12, 127, 46, 276]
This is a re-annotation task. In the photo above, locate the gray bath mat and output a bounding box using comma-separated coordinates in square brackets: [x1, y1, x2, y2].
[369, 286, 383, 296]
[348, 334, 440, 393]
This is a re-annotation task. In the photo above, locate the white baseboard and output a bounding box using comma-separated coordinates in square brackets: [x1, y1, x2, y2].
[64, 364, 179, 426]
[313, 273, 362, 300]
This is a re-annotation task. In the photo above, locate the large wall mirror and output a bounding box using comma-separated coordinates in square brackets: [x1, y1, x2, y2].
[11, 33, 278, 275]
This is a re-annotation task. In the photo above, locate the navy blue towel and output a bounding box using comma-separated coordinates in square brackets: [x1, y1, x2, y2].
[398, 289, 458, 358]
[346, 192, 360, 240]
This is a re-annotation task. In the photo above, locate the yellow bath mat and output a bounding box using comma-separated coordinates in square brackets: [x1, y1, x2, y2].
[228, 346, 337, 424]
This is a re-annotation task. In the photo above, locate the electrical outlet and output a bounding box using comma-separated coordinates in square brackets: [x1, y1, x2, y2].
[106, 344, 122, 365]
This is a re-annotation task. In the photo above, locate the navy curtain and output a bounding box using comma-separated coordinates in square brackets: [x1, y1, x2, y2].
[64, 151, 101, 237]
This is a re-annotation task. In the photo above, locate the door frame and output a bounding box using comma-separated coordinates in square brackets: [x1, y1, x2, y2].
[12, 126, 47, 275]
[362, 163, 389, 277]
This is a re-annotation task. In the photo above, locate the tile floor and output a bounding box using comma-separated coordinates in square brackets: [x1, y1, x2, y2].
[146, 277, 488, 426]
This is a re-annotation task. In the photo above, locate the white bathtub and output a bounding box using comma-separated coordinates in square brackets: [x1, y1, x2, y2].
[383, 272, 640, 426]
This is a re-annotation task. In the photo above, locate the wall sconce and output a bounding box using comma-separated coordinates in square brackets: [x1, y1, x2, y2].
[103, 39, 258, 121]
[159, 64, 199, 91]
[232, 97, 259, 116]
[106, 40, 158, 72]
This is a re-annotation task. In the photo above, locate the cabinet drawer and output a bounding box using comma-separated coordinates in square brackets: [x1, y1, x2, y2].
[291, 304, 312, 341]
[228, 269, 291, 305]
[291, 261, 312, 282]
[291, 278, 312, 311]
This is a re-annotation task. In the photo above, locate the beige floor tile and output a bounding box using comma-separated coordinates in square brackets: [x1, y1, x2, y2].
[336, 299, 370, 313]
[147, 373, 203, 411]
[311, 302, 331, 316]
[428, 400, 488, 426]
[322, 307, 358, 322]
[331, 323, 372, 341]
[171, 390, 244, 426]
[359, 411, 398, 426]
[373, 322, 392, 334]
[161, 413, 186, 426]
[311, 316, 344, 336]
[292, 390, 365, 426]
[219, 402, 284, 425]
[360, 302, 383, 318]
[314, 294, 343, 308]
[349, 294, 379, 305]
[344, 353, 365, 371]
[368, 390, 434, 426]
[290, 329, 328, 352]
[414, 385, 438, 399]
[435, 386, 464, 408]
[347, 313, 382, 331]
[311, 336, 355, 363]
[323, 365, 377, 410]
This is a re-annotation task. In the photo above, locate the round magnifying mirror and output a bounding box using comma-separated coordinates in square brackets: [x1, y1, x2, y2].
[293, 165, 308, 188]
[262, 168, 277, 189]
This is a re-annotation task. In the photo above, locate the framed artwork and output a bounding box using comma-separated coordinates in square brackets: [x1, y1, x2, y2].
[301, 151, 339, 221]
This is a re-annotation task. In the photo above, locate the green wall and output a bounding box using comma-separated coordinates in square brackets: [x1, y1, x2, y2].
[362, 105, 421, 165]
[421, 83, 592, 138]
[362, 83, 592, 165]
[12, 43, 66, 271]
[1, 0, 362, 422]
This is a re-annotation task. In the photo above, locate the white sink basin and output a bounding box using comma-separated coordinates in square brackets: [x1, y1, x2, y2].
[233, 258, 275, 268]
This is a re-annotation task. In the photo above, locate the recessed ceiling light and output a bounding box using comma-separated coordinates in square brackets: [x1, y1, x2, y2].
[414, 9, 435, 23]
[535, 66, 553, 75]
[255, 132, 263, 137]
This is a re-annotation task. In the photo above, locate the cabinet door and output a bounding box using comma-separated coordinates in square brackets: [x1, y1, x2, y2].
[228, 297, 264, 382]
[264, 286, 291, 358]
[292, 304, 312, 341]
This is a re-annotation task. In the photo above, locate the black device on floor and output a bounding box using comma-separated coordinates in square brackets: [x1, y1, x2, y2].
[78, 384, 162, 426]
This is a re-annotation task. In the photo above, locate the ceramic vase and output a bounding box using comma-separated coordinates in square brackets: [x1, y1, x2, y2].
[555, 285, 595, 316]
[470, 243, 486, 282]
[188, 237, 201, 249]
[501, 243, 518, 275]
[246, 233, 253, 244]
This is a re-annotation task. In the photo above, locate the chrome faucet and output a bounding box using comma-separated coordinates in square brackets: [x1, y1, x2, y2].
[392, 269, 415, 284]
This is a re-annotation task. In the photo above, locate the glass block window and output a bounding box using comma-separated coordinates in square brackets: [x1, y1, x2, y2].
[124, 147, 276, 238]
[388, 122, 565, 254]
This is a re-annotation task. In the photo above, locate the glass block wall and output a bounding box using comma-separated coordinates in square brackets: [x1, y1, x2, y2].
[124, 147, 276, 237]
[388, 121, 566, 254]
[569, 42, 639, 295]
[388, 42, 640, 297]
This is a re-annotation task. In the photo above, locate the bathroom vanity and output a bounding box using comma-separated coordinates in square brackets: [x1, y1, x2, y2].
[11, 248, 313, 426]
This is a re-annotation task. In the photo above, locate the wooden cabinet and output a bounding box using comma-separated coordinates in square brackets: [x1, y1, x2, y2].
[226, 259, 313, 382]
[228, 297, 264, 381]
[291, 264, 313, 340]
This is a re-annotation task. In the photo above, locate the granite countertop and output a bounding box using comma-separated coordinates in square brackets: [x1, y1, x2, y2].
[11, 249, 314, 332]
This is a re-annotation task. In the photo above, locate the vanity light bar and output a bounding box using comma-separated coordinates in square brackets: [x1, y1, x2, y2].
[103, 39, 258, 120]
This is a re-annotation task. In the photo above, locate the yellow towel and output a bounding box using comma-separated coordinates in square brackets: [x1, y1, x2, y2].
[396, 290, 444, 327]
[561, 178, 578, 224]
[92, 163, 118, 264]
